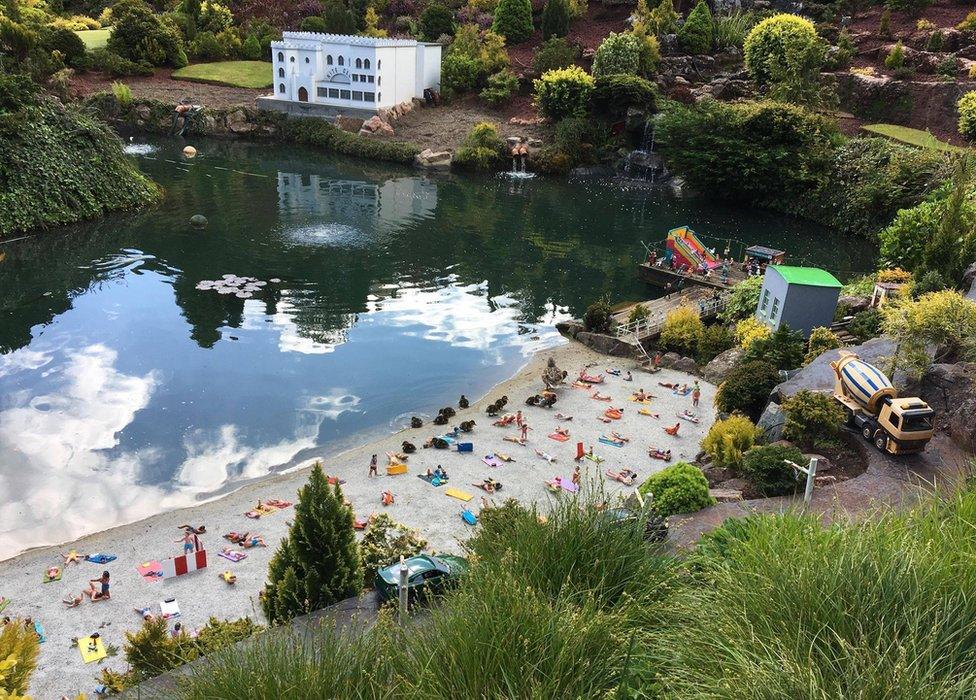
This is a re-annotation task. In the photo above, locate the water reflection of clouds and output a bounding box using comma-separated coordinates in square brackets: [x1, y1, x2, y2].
[241, 298, 352, 355]
[365, 277, 570, 363]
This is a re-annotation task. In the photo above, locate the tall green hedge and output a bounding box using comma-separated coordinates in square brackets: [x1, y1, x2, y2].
[492, 0, 534, 44]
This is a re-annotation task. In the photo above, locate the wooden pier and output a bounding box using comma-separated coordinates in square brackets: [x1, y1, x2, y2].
[611, 286, 728, 358]
[637, 260, 748, 292]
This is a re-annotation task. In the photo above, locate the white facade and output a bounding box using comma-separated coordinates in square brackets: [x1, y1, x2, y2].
[269, 32, 442, 112]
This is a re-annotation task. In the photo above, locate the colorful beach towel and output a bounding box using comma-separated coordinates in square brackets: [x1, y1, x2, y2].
[79, 636, 106, 664]
[218, 549, 247, 563]
[136, 561, 163, 582]
[584, 453, 605, 464]
[418, 473, 448, 486]
[160, 598, 181, 619]
[387, 463, 408, 475]
[461, 508, 478, 526]
[628, 396, 653, 404]
[548, 432, 570, 442]
[445, 487, 473, 502]
[456, 442, 473, 453]
[34, 620, 46, 644]
[482, 455, 502, 468]
[85, 554, 116, 565]
[245, 505, 277, 519]
[42, 568, 62, 583]
[560, 478, 580, 493]
[673, 387, 692, 396]
[638, 408, 660, 418]
[599, 437, 625, 447]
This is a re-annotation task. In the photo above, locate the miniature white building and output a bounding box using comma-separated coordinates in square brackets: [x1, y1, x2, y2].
[267, 32, 442, 114]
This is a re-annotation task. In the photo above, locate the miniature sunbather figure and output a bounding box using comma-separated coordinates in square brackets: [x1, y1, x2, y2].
[649, 447, 672, 461]
[552, 426, 570, 439]
[536, 449, 557, 463]
[624, 371, 633, 382]
[658, 382, 677, 389]
[134, 606, 155, 621]
[242, 535, 266, 549]
[664, 422, 680, 436]
[63, 593, 83, 608]
[504, 435, 527, 446]
[494, 414, 516, 427]
[611, 431, 629, 443]
[606, 368, 621, 376]
[381, 490, 395, 506]
[633, 388, 649, 401]
[591, 391, 612, 401]
[678, 409, 700, 423]
[62, 550, 81, 566]
[554, 412, 573, 421]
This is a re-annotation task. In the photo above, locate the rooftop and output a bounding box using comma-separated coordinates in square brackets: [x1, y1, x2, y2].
[275, 32, 426, 48]
[771, 265, 843, 288]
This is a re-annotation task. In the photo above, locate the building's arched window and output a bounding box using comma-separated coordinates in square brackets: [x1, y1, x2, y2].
[278, 67, 284, 77]
[279, 83, 285, 93]
[377, 76, 381, 86]
[289, 56, 295, 63]
[327, 55, 333, 65]
[364, 59, 370, 69]
[378, 92, 381, 101]
[377, 60, 381, 70]
[305, 57, 310, 63]
[277, 52, 284, 62]
[355, 58, 362, 68]
[338, 56, 344, 66]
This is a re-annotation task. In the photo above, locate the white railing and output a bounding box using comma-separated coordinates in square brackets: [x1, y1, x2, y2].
[614, 293, 729, 340]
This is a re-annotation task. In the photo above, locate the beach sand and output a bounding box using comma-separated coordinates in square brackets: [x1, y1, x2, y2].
[0, 342, 715, 699]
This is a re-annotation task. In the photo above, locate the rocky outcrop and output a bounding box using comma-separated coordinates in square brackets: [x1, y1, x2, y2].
[919, 363, 976, 453]
[574, 331, 640, 359]
[334, 115, 365, 133]
[414, 148, 452, 170]
[658, 352, 697, 373]
[701, 347, 744, 384]
[964, 261, 976, 302]
[359, 115, 395, 138]
[837, 294, 872, 314]
[757, 401, 786, 442]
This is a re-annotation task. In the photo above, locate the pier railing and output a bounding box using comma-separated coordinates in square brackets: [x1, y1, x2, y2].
[614, 293, 729, 342]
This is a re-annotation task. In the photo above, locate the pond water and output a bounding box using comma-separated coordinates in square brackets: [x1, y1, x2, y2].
[0, 136, 876, 558]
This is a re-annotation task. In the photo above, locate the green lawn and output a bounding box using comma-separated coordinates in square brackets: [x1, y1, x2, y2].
[861, 123, 970, 154]
[171, 61, 273, 89]
[75, 27, 111, 50]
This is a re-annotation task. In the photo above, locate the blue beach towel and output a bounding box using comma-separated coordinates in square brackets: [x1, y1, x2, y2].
[86, 554, 117, 564]
[599, 437, 625, 448]
[456, 442, 473, 453]
[34, 620, 46, 643]
[461, 509, 478, 525]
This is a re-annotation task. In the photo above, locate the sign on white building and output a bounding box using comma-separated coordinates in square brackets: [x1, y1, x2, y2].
[268, 32, 442, 113]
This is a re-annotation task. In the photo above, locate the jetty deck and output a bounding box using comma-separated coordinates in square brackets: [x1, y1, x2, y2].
[612, 286, 728, 355]
[637, 261, 749, 292]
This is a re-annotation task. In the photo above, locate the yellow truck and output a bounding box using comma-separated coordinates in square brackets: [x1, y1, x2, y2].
[830, 352, 934, 455]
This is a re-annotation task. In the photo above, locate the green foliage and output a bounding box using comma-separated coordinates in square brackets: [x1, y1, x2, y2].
[884, 40, 905, 70]
[491, 0, 532, 44]
[782, 389, 844, 447]
[583, 296, 612, 332]
[454, 121, 505, 169]
[884, 290, 976, 374]
[702, 414, 762, 469]
[959, 11, 976, 31]
[533, 65, 594, 120]
[479, 69, 518, 105]
[111, 80, 133, 107]
[443, 25, 509, 95]
[197, 0, 232, 33]
[0, 75, 160, 237]
[592, 31, 656, 78]
[885, 0, 931, 12]
[743, 13, 825, 105]
[359, 513, 428, 588]
[442, 52, 481, 93]
[718, 276, 763, 323]
[628, 303, 649, 323]
[879, 7, 891, 38]
[659, 304, 704, 357]
[677, 0, 713, 54]
[108, 0, 187, 68]
[639, 462, 715, 517]
[958, 91, 976, 141]
[541, 0, 570, 40]
[696, 323, 734, 364]
[262, 462, 362, 624]
[713, 10, 756, 52]
[39, 25, 86, 68]
[804, 326, 840, 365]
[912, 269, 947, 297]
[190, 29, 224, 59]
[419, 3, 454, 41]
[280, 115, 420, 165]
[741, 324, 805, 370]
[242, 33, 261, 60]
[552, 116, 608, 163]
[925, 29, 944, 52]
[848, 308, 882, 343]
[533, 36, 579, 74]
[592, 73, 656, 117]
[716, 359, 780, 420]
[86, 48, 154, 76]
[640, 0, 678, 38]
[0, 15, 36, 62]
[738, 443, 805, 495]
[0, 622, 39, 695]
[320, 1, 357, 34]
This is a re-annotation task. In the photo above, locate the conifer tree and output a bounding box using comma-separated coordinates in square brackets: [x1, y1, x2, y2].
[541, 0, 570, 40]
[262, 463, 362, 623]
[493, 0, 534, 44]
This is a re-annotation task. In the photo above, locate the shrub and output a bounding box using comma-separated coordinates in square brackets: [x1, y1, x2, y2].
[442, 52, 482, 93]
[884, 41, 905, 70]
[454, 120, 505, 169]
[0, 16, 36, 62]
[713, 10, 756, 52]
[739, 443, 805, 495]
[642, 0, 678, 38]
[719, 276, 763, 323]
[592, 31, 648, 78]
[541, 0, 570, 40]
[198, 0, 233, 33]
[322, 1, 358, 33]
[715, 359, 780, 420]
[781, 389, 844, 447]
[592, 73, 656, 116]
[659, 304, 704, 357]
[677, 0, 713, 55]
[420, 3, 454, 41]
[492, 0, 533, 44]
[741, 324, 805, 370]
[479, 69, 518, 105]
[958, 91, 976, 141]
[111, 81, 133, 107]
[262, 463, 362, 624]
[885, 0, 931, 12]
[959, 11, 976, 31]
[0, 621, 39, 696]
[533, 65, 594, 120]
[804, 326, 840, 365]
[190, 30, 224, 59]
[242, 34, 261, 60]
[363, 6, 388, 37]
[879, 7, 891, 37]
[883, 290, 976, 374]
[640, 462, 715, 517]
[39, 25, 86, 68]
[359, 513, 428, 588]
[88, 48, 154, 76]
[583, 296, 612, 332]
[442, 24, 509, 95]
[743, 13, 825, 103]
[109, 0, 187, 68]
[848, 308, 882, 343]
[880, 186, 976, 277]
[697, 322, 734, 364]
[533, 36, 579, 73]
[628, 303, 650, 323]
[702, 414, 762, 469]
[926, 29, 943, 53]
[553, 116, 608, 163]
[912, 270, 947, 297]
[734, 316, 772, 350]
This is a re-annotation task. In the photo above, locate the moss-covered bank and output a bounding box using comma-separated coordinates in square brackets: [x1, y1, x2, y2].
[0, 76, 160, 239]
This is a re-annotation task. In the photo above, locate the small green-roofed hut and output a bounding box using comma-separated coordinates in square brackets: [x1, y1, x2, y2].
[755, 265, 842, 338]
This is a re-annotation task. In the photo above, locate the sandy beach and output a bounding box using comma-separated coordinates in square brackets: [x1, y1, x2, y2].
[0, 341, 715, 699]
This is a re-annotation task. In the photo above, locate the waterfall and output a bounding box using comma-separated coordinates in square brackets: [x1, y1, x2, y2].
[621, 118, 666, 183]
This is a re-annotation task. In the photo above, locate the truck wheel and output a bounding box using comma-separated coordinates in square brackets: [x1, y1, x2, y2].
[843, 408, 855, 427]
[862, 425, 873, 440]
[874, 431, 888, 451]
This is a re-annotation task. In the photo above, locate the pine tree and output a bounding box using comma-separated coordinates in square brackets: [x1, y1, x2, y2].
[492, 0, 534, 44]
[261, 463, 362, 624]
[677, 0, 712, 55]
[541, 0, 570, 40]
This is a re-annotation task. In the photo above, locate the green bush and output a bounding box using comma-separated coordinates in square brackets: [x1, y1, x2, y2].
[583, 296, 612, 332]
[190, 30, 224, 59]
[533, 65, 594, 120]
[108, 0, 187, 67]
[479, 69, 519, 105]
[884, 40, 905, 70]
[420, 3, 454, 41]
[0, 620, 39, 695]
[883, 290, 976, 374]
[639, 462, 715, 518]
[492, 0, 533, 44]
[0, 15, 37, 63]
[111, 80, 133, 107]
[912, 269, 948, 297]
[659, 304, 704, 357]
[958, 91, 976, 141]
[198, 0, 232, 33]
[702, 414, 762, 469]
[848, 308, 882, 343]
[541, 0, 570, 40]
[885, 0, 931, 12]
[281, 115, 421, 165]
[552, 116, 608, 164]
[677, 0, 713, 55]
[739, 443, 805, 495]
[696, 323, 734, 364]
[718, 276, 763, 323]
[781, 389, 845, 447]
[454, 121, 505, 170]
[804, 326, 840, 365]
[592, 73, 656, 116]
[743, 13, 825, 103]
[442, 52, 481, 93]
[39, 25, 86, 67]
[592, 31, 658, 78]
[715, 359, 780, 420]
[359, 513, 428, 588]
[442, 24, 509, 95]
[741, 324, 805, 370]
[533, 36, 580, 74]
[322, 0, 357, 34]
[86, 47, 154, 76]
[713, 10, 756, 52]
[242, 34, 262, 60]
[642, 0, 678, 37]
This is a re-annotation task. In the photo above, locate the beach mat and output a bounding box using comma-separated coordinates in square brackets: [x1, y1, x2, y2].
[264, 499, 292, 509]
[482, 455, 502, 468]
[628, 397, 653, 404]
[456, 442, 473, 453]
[34, 620, 46, 644]
[85, 554, 116, 564]
[245, 505, 277, 519]
[218, 549, 247, 563]
[160, 598, 181, 619]
[136, 561, 163, 582]
[599, 437, 624, 448]
[548, 432, 570, 442]
[42, 568, 62, 583]
[79, 636, 106, 664]
[418, 473, 447, 487]
[638, 409, 659, 417]
[445, 487, 473, 502]
[461, 509, 478, 525]
[386, 463, 408, 475]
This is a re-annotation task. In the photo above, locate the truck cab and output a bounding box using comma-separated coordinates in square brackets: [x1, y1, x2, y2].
[875, 398, 935, 454]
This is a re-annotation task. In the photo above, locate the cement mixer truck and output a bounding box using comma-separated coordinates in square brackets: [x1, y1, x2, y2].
[830, 352, 934, 455]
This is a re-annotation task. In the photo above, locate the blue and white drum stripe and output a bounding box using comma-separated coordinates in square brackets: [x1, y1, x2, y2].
[841, 359, 893, 405]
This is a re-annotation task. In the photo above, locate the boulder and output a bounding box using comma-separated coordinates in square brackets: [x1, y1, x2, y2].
[658, 352, 683, 368]
[135, 104, 151, 120]
[702, 346, 744, 384]
[757, 401, 787, 442]
[334, 115, 364, 133]
[814, 475, 838, 487]
[360, 115, 394, 137]
[555, 320, 584, 339]
[963, 261, 976, 301]
[920, 362, 976, 452]
[803, 453, 832, 472]
[226, 109, 255, 134]
[837, 294, 872, 314]
[505, 136, 521, 147]
[414, 148, 452, 169]
[709, 487, 744, 503]
[527, 138, 543, 148]
[701, 465, 735, 487]
[673, 356, 698, 373]
[575, 331, 639, 358]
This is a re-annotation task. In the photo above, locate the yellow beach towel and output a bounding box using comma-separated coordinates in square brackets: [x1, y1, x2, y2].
[445, 487, 473, 502]
[80, 636, 106, 664]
